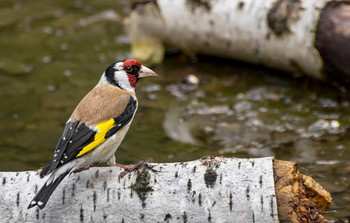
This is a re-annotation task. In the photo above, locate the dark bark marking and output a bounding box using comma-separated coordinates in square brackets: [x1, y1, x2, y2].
[107, 188, 110, 202]
[238, 162, 241, 169]
[103, 213, 107, 220]
[27, 174, 30, 182]
[80, 206, 84, 222]
[95, 170, 99, 179]
[34, 184, 38, 193]
[198, 193, 202, 206]
[252, 211, 255, 223]
[237, 1, 244, 10]
[109, 169, 113, 173]
[261, 195, 264, 211]
[251, 161, 255, 167]
[86, 180, 90, 189]
[36, 208, 39, 220]
[2, 177, 6, 186]
[103, 181, 107, 191]
[93, 191, 97, 211]
[246, 186, 250, 201]
[204, 169, 217, 188]
[267, 0, 302, 36]
[315, 1, 350, 87]
[208, 210, 212, 222]
[212, 201, 216, 207]
[270, 195, 275, 217]
[72, 183, 76, 196]
[62, 188, 65, 205]
[219, 173, 222, 185]
[117, 190, 121, 200]
[259, 175, 263, 188]
[182, 211, 187, 223]
[140, 214, 144, 219]
[187, 179, 192, 192]
[121, 218, 125, 223]
[16, 172, 19, 176]
[175, 171, 178, 178]
[186, 0, 211, 12]
[229, 193, 233, 211]
[16, 192, 20, 207]
[192, 166, 197, 173]
[164, 213, 172, 221]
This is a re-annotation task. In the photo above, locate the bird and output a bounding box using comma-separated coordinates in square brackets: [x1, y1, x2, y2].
[27, 59, 157, 210]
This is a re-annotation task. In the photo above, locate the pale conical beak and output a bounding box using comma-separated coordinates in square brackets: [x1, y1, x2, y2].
[138, 65, 158, 78]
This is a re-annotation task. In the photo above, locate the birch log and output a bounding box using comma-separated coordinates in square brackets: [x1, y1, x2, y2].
[0, 157, 331, 222]
[125, 0, 350, 85]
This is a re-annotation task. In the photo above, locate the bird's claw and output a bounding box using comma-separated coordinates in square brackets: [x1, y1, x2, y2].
[74, 164, 93, 173]
[116, 162, 144, 178]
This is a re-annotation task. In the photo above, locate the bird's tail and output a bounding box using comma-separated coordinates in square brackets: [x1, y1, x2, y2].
[28, 169, 71, 209]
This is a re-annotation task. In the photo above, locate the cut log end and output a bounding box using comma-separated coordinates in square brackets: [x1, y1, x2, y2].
[273, 159, 332, 223]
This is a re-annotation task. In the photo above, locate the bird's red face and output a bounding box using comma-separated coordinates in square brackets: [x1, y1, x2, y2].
[103, 59, 157, 91]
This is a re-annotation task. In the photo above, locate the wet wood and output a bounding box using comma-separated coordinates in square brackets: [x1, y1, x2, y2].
[0, 157, 331, 222]
[315, 1, 350, 87]
[126, 0, 350, 86]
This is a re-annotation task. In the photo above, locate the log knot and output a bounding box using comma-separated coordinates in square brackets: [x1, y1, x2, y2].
[267, 0, 302, 36]
[130, 163, 155, 207]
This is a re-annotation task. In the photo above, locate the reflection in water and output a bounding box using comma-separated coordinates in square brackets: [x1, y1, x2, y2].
[0, 0, 349, 220]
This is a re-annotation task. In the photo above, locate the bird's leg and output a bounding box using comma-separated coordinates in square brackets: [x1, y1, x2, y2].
[116, 162, 144, 178]
[74, 164, 93, 173]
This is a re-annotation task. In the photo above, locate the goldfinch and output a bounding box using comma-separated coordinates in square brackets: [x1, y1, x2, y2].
[28, 59, 157, 209]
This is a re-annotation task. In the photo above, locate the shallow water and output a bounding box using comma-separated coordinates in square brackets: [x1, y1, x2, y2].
[0, 0, 349, 221]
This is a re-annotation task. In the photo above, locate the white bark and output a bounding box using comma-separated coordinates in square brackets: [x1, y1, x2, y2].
[126, 0, 331, 79]
[0, 157, 279, 223]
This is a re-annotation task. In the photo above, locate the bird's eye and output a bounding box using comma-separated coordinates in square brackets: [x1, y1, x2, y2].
[124, 66, 134, 73]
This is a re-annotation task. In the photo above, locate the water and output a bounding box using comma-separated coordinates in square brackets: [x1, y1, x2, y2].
[0, 0, 349, 221]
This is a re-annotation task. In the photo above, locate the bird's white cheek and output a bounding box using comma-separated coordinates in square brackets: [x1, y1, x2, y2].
[114, 70, 135, 92]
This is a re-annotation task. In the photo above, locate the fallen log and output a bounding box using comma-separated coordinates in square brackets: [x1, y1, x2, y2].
[125, 0, 350, 86]
[0, 157, 331, 222]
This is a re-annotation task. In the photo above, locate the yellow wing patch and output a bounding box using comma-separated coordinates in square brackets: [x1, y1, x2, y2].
[76, 118, 116, 157]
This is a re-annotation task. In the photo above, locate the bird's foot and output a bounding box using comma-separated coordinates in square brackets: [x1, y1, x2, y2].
[74, 164, 93, 173]
[116, 162, 144, 178]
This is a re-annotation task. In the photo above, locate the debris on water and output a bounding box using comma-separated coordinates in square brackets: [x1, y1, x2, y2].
[167, 74, 199, 99]
[47, 85, 56, 91]
[141, 84, 161, 92]
[318, 98, 337, 108]
[188, 105, 232, 115]
[64, 70, 72, 77]
[308, 119, 340, 131]
[42, 56, 52, 63]
[78, 10, 120, 27]
[233, 101, 252, 113]
[315, 160, 341, 165]
[147, 93, 158, 100]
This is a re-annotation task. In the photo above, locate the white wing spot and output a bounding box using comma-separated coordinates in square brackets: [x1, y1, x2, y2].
[70, 127, 72, 130]
[38, 201, 43, 206]
[31, 201, 37, 205]
[69, 140, 73, 143]
[63, 137, 66, 140]
[54, 154, 57, 157]
[57, 150, 60, 152]
[60, 160, 64, 163]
